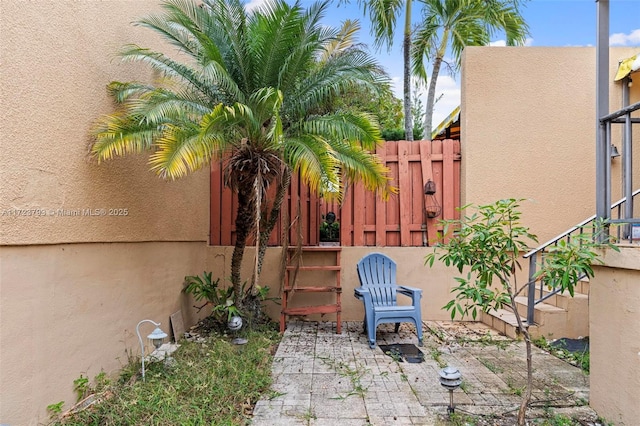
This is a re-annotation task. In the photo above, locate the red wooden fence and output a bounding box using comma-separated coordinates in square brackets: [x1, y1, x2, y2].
[209, 139, 461, 247]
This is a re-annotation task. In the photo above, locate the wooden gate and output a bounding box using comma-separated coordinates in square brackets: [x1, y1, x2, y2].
[209, 139, 461, 247]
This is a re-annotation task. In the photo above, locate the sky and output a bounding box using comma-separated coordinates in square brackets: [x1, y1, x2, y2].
[247, 0, 640, 130]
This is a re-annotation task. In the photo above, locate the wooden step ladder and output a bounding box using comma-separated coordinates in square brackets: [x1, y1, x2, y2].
[280, 246, 342, 333]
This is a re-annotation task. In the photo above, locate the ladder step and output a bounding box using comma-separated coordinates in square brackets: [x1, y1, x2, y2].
[283, 286, 341, 293]
[283, 305, 341, 315]
[286, 266, 341, 271]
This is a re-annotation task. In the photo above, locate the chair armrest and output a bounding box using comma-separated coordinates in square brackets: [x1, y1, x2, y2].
[397, 285, 422, 305]
[354, 287, 374, 306]
[354, 286, 369, 299]
[397, 285, 422, 295]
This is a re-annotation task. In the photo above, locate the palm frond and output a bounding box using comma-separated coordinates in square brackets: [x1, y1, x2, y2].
[92, 0, 391, 197]
[410, 17, 440, 82]
[357, 0, 404, 50]
[201, 60, 244, 103]
[136, 12, 203, 61]
[320, 19, 361, 62]
[107, 81, 157, 104]
[149, 123, 212, 179]
[284, 135, 340, 196]
[204, 0, 254, 93]
[330, 139, 394, 199]
[299, 112, 381, 148]
[90, 112, 162, 161]
[119, 45, 217, 100]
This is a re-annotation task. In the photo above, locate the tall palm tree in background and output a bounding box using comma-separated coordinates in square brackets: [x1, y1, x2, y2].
[90, 0, 392, 314]
[412, 0, 529, 139]
[355, 0, 416, 141]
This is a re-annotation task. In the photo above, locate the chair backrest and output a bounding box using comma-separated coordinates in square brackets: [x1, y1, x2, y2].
[356, 253, 398, 307]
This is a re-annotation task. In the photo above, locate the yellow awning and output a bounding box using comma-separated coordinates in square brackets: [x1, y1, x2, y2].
[431, 106, 460, 140]
[614, 53, 640, 81]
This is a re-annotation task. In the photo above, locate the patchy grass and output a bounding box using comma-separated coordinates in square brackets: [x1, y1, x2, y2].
[49, 324, 280, 426]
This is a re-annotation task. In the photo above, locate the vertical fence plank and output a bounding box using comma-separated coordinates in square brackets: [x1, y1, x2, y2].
[300, 177, 310, 243]
[309, 190, 319, 246]
[375, 143, 387, 246]
[352, 181, 365, 245]
[289, 172, 300, 245]
[375, 142, 398, 247]
[340, 185, 353, 246]
[397, 141, 412, 246]
[419, 140, 439, 246]
[408, 142, 421, 246]
[453, 140, 462, 221]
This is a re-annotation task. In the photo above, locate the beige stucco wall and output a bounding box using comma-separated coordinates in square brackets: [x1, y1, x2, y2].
[0, 0, 209, 245]
[589, 246, 640, 426]
[462, 47, 640, 243]
[0, 242, 212, 425]
[1, 1, 210, 424]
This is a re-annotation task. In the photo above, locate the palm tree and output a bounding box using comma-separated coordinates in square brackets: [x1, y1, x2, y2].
[355, 0, 416, 141]
[90, 0, 392, 314]
[412, 0, 529, 139]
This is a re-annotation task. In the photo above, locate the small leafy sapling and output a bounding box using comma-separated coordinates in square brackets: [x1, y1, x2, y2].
[425, 199, 617, 426]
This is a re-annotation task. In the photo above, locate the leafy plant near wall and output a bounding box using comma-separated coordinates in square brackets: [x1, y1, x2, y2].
[183, 272, 239, 322]
[425, 199, 617, 426]
[183, 272, 274, 329]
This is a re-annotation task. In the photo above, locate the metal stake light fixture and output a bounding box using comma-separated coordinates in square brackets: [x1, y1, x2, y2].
[136, 319, 168, 381]
[228, 315, 247, 345]
[439, 366, 462, 414]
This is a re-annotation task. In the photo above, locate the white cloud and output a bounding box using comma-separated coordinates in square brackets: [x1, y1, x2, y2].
[610, 29, 640, 46]
[244, 0, 267, 11]
[489, 38, 534, 47]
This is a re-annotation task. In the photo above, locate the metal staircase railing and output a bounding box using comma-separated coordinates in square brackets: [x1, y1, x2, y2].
[523, 188, 640, 325]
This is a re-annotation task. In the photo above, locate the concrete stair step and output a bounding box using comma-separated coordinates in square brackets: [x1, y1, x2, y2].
[514, 296, 566, 323]
[481, 308, 538, 340]
[540, 288, 589, 310]
[481, 280, 591, 340]
[514, 295, 588, 339]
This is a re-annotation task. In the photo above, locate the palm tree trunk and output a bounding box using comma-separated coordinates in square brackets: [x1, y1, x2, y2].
[423, 56, 443, 140]
[423, 31, 449, 140]
[231, 188, 254, 309]
[403, 0, 413, 141]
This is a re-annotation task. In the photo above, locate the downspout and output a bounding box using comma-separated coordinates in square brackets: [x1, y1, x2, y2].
[622, 76, 634, 237]
[595, 0, 610, 240]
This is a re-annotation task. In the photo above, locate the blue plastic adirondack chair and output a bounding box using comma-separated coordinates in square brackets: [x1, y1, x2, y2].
[354, 253, 423, 349]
